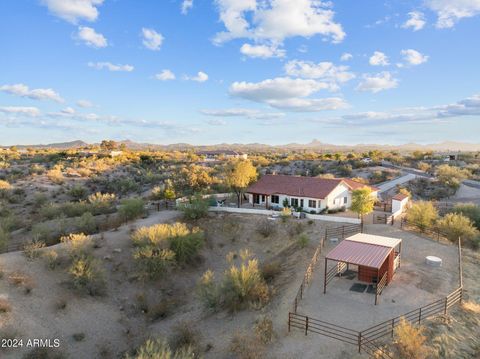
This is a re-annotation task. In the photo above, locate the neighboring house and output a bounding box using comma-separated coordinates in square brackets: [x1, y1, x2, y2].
[246, 175, 378, 212]
[197, 150, 247, 162]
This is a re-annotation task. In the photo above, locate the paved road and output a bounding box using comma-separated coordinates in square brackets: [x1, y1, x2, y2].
[377, 173, 417, 193]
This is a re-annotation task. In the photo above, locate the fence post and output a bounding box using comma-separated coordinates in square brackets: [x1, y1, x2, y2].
[305, 316, 309, 336]
[288, 313, 291, 332]
[324, 228, 328, 242]
[444, 296, 448, 315]
[342, 225, 345, 239]
[418, 308, 422, 324]
[391, 318, 395, 338]
[358, 332, 362, 353]
[300, 283, 303, 299]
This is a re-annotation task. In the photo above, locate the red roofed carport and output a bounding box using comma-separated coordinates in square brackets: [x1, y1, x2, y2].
[323, 233, 402, 305]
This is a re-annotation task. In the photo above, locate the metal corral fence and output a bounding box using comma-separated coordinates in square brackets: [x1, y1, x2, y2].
[288, 238, 464, 359]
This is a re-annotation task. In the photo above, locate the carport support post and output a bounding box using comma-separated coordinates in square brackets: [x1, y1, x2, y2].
[323, 258, 328, 294]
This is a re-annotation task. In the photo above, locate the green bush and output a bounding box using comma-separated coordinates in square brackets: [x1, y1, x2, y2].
[60, 233, 93, 258]
[256, 219, 276, 238]
[119, 198, 145, 222]
[75, 212, 97, 234]
[197, 270, 220, 309]
[87, 192, 116, 214]
[23, 240, 46, 260]
[169, 231, 204, 264]
[68, 185, 87, 200]
[0, 227, 9, 252]
[452, 203, 480, 230]
[437, 213, 479, 243]
[133, 246, 176, 280]
[178, 194, 209, 220]
[68, 254, 105, 296]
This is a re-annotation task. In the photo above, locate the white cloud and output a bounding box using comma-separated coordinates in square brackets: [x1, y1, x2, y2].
[201, 108, 285, 119]
[181, 0, 193, 14]
[0, 106, 40, 117]
[141, 28, 164, 51]
[229, 77, 348, 111]
[0, 83, 64, 102]
[240, 43, 285, 58]
[402, 11, 426, 31]
[401, 49, 429, 65]
[76, 99, 93, 108]
[77, 26, 107, 48]
[185, 71, 209, 82]
[284, 60, 355, 90]
[87, 62, 134, 72]
[155, 70, 176, 81]
[356, 72, 398, 93]
[437, 94, 480, 117]
[213, 0, 345, 47]
[340, 53, 353, 61]
[425, 0, 480, 28]
[206, 119, 227, 126]
[41, 0, 104, 24]
[61, 107, 76, 115]
[369, 51, 389, 66]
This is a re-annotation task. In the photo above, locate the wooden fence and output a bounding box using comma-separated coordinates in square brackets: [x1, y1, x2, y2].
[324, 223, 362, 242]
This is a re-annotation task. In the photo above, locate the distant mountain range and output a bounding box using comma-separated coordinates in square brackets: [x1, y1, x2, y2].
[3, 139, 480, 152]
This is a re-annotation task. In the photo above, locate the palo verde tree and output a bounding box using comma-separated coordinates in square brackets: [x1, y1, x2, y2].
[225, 160, 257, 208]
[350, 187, 375, 223]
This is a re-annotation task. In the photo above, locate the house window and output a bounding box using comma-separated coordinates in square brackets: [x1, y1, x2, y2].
[271, 195, 279, 204]
[261, 195, 265, 202]
[344, 196, 348, 204]
[308, 200, 317, 208]
[291, 198, 299, 207]
[300, 199, 304, 208]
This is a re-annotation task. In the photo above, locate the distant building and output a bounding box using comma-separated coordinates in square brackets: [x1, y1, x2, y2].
[361, 157, 373, 163]
[246, 174, 378, 212]
[197, 150, 247, 162]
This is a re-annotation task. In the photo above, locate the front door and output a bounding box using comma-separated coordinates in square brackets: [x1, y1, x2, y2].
[253, 194, 260, 204]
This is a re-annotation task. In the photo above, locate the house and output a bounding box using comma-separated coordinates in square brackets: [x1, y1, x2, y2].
[246, 174, 378, 212]
[391, 193, 409, 215]
[197, 150, 247, 162]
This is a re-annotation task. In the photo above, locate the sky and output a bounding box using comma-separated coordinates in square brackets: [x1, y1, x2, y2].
[0, 0, 480, 146]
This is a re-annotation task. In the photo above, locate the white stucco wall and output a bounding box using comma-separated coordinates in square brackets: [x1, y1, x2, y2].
[392, 197, 409, 214]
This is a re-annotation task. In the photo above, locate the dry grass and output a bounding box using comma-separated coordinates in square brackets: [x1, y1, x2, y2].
[8, 271, 35, 294]
[230, 331, 265, 359]
[461, 301, 480, 314]
[393, 318, 431, 359]
[0, 297, 12, 313]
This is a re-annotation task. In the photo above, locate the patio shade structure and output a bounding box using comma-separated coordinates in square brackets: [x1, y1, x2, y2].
[323, 233, 402, 305]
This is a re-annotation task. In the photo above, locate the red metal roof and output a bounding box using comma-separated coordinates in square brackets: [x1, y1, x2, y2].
[246, 175, 377, 199]
[392, 193, 409, 201]
[326, 240, 393, 269]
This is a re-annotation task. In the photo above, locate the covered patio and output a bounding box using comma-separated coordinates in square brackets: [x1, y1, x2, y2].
[323, 233, 402, 305]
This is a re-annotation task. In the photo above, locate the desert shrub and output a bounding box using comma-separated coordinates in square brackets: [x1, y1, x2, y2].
[462, 301, 480, 314]
[8, 271, 35, 294]
[437, 213, 478, 243]
[254, 316, 274, 344]
[197, 270, 220, 309]
[106, 177, 139, 195]
[87, 192, 116, 214]
[23, 240, 46, 260]
[38, 202, 63, 220]
[178, 194, 209, 220]
[256, 219, 276, 238]
[393, 318, 431, 359]
[287, 222, 305, 236]
[68, 185, 87, 200]
[297, 234, 309, 248]
[222, 217, 242, 242]
[47, 168, 64, 184]
[33, 193, 48, 208]
[126, 338, 195, 359]
[148, 299, 178, 321]
[406, 201, 438, 232]
[75, 212, 97, 234]
[169, 321, 201, 354]
[0, 297, 11, 313]
[61, 233, 93, 258]
[132, 223, 204, 265]
[54, 297, 67, 311]
[0, 179, 11, 192]
[119, 198, 145, 222]
[150, 186, 163, 200]
[229, 332, 264, 359]
[30, 163, 46, 175]
[0, 227, 9, 251]
[436, 164, 470, 190]
[452, 203, 480, 229]
[72, 333, 85, 342]
[260, 261, 281, 283]
[68, 254, 105, 296]
[221, 257, 270, 311]
[31, 222, 61, 245]
[43, 250, 60, 270]
[133, 246, 176, 280]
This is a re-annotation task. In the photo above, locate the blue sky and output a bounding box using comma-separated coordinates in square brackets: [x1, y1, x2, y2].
[1, 0, 479, 146]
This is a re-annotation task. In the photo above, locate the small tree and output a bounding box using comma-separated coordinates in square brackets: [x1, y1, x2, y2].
[436, 164, 470, 190]
[437, 213, 478, 242]
[225, 160, 257, 207]
[406, 201, 438, 232]
[350, 187, 375, 223]
[452, 203, 480, 230]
